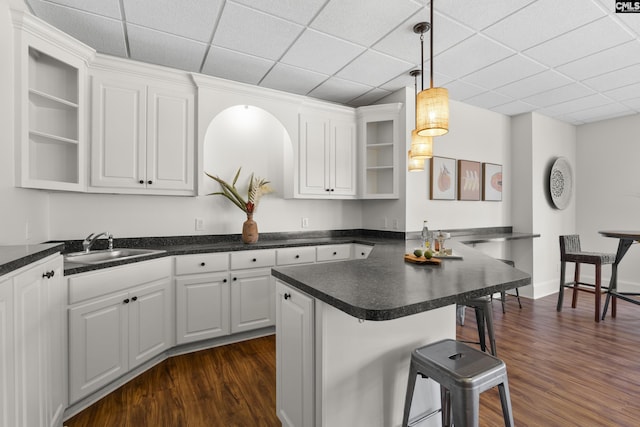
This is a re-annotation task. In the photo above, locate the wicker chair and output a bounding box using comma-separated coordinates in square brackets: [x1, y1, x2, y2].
[556, 235, 616, 322]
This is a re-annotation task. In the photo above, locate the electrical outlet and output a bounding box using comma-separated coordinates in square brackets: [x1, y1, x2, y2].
[195, 218, 204, 231]
[302, 217, 309, 228]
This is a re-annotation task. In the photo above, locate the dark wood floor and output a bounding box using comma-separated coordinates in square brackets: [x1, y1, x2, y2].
[66, 293, 640, 426]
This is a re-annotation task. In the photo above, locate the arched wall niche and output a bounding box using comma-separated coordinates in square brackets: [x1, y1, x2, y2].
[202, 105, 293, 201]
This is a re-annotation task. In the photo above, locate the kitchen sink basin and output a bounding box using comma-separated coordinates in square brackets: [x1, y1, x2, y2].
[64, 248, 166, 265]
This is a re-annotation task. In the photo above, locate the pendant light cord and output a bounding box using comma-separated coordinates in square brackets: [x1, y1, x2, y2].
[430, 0, 434, 89]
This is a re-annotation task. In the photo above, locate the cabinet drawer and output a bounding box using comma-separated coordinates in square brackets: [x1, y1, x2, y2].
[230, 249, 276, 270]
[68, 258, 171, 304]
[175, 253, 229, 275]
[276, 247, 316, 266]
[316, 244, 351, 262]
[353, 244, 373, 259]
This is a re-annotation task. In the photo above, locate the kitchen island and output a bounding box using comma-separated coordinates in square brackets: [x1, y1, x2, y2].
[271, 239, 530, 427]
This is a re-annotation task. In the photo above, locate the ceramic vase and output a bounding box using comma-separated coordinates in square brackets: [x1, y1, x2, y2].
[242, 214, 258, 244]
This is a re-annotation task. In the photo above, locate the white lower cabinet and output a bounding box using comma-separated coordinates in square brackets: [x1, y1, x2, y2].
[0, 278, 14, 427]
[231, 268, 275, 333]
[276, 281, 315, 427]
[68, 258, 172, 403]
[12, 254, 65, 427]
[175, 253, 230, 344]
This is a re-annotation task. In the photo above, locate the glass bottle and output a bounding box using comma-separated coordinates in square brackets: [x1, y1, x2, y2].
[421, 221, 431, 249]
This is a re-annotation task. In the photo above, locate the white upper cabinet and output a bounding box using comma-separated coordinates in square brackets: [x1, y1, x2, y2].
[12, 10, 94, 192]
[89, 61, 195, 195]
[297, 107, 356, 199]
[357, 103, 402, 199]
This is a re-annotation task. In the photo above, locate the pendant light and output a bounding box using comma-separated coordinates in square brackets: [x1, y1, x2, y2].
[414, 0, 449, 137]
[408, 150, 425, 172]
[409, 69, 432, 161]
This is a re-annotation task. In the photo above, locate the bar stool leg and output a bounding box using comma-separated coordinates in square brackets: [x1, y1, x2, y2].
[594, 263, 602, 323]
[498, 379, 515, 426]
[401, 361, 419, 427]
[440, 386, 452, 427]
[451, 389, 480, 427]
[483, 300, 498, 357]
[571, 263, 580, 308]
[557, 260, 567, 311]
[515, 287, 522, 309]
[474, 307, 487, 353]
[500, 290, 506, 313]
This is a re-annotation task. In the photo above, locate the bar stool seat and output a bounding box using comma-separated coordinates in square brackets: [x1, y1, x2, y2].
[557, 235, 616, 322]
[402, 339, 514, 427]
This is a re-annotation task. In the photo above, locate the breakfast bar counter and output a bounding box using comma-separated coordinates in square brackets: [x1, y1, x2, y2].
[271, 238, 531, 427]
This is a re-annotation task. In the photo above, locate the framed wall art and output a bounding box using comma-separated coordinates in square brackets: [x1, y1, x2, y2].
[430, 156, 456, 200]
[457, 160, 481, 201]
[482, 163, 503, 201]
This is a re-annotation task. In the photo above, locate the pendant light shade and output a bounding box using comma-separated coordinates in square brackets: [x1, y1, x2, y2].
[408, 150, 425, 172]
[410, 129, 433, 159]
[414, 0, 449, 137]
[416, 87, 449, 137]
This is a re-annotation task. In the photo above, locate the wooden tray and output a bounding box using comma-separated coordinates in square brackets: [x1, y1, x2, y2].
[404, 254, 442, 265]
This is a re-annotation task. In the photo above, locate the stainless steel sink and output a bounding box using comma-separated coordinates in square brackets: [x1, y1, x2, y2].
[64, 248, 166, 265]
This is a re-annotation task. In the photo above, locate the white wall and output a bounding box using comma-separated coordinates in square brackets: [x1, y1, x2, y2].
[0, 0, 50, 246]
[576, 113, 640, 292]
[512, 112, 576, 298]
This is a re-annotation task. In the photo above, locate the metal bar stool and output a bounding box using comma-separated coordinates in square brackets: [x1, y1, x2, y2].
[491, 259, 522, 313]
[556, 235, 616, 322]
[459, 296, 497, 356]
[402, 339, 514, 427]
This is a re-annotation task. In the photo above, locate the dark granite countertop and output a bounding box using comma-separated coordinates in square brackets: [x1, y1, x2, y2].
[0, 243, 65, 276]
[271, 239, 531, 321]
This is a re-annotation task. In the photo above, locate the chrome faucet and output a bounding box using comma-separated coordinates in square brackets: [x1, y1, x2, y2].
[82, 232, 113, 252]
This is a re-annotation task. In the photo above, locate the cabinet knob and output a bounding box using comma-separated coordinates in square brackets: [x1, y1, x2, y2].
[295, 255, 300, 259]
[330, 189, 335, 192]
[123, 298, 130, 304]
[148, 180, 153, 185]
[233, 277, 237, 281]
[131, 296, 138, 302]
[200, 262, 206, 266]
[284, 293, 291, 300]
[252, 258, 257, 262]
[361, 252, 365, 256]
[333, 252, 337, 256]
[223, 278, 227, 283]
[139, 180, 144, 184]
[42, 270, 55, 279]
[325, 188, 330, 192]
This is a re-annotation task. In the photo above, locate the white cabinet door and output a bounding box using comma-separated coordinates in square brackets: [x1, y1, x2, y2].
[68, 291, 129, 403]
[0, 278, 14, 427]
[299, 114, 330, 196]
[276, 281, 314, 427]
[230, 268, 275, 333]
[329, 119, 356, 197]
[44, 257, 66, 427]
[146, 86, 194, 191]
[128, 278, 172, 369]
[176, 273, 230, 344]
[13, 255, 64, 427]
[91, 75, 147, 190]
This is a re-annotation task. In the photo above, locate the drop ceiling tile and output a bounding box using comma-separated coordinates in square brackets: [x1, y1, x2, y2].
[348, 88, 393, 107]
[437, 0, 536, 31]
[128, 24, 208, 71]
[310, 0, 421, 47]
[583, 64, 640, 92]
[622, 98, 640, 110]
[496, 70, 573, 99]
[463, 91, 513, 109]
[280, 29, 365, 75]
[524, 16, 633, 68]
[309, 77, 373, 104]
[336, 50, 413, 87]
[463, 54, 546, 89]
[35, 0, 122, 18]
[605, 82, 640, 102]
[544, 93, 613, 116]
[491, 100, 537, 116]
[434, 34, 515, 79]
[202, 46, 274, 85]
[212, 2, 303, 60]
[483, 0, 605, 51]
[372, 10, 475, 64]
[27, 1, 127, 56]
[260, 63, 328, 96]
[522, 83, 596, 108]
[556, 40, 640, 81]
[122, 0, 223, 43]
[444, 80, 487, 101]
[231, 0, 327, 25]
[564, 103, 635, 123]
